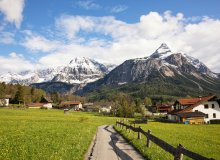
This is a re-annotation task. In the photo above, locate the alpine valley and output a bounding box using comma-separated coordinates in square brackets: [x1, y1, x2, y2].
[1, 43, 220, 99]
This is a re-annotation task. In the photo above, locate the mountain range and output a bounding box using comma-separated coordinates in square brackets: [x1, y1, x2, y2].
[79, 43, 220, 99]
[1, 43, 220, 98]
[0, 57, 111, 85]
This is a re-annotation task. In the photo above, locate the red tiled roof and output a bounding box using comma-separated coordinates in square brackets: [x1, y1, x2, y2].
[60, 101, 81, 105]
[177, 95, 216, 106]
[180, 95, 217, 112]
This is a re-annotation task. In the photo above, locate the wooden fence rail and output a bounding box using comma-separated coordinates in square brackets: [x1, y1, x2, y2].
[116, 120, 214, 160]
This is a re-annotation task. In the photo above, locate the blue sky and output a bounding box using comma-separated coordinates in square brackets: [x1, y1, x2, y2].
[0, 0, 220, 74]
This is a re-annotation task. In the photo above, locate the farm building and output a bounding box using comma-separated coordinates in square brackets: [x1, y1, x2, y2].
[27, 103, 52, 109]
[27, 97, 53, 109]
[168, 95, 220, 124]
[0, 98, 9, 106]
[99, 105, 112, 113]
[60, 101, 82, 110]
[156, 102, 174, 113]
[83, 103, 99, 112]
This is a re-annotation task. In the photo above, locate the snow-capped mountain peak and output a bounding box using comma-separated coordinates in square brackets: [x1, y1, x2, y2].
[156, 43, 171, 53]
[0, 57, 111, 85]
[151, 43, 172, 59]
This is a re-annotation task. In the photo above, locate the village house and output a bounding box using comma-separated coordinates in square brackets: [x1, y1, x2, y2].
[27, 97, 53, 109]
[156, 102, 174, 113]
[83, 103, 98, 112]
[60, 101, 82, 111]
[0, 98, 9, 106]
[99, 105, 112, 113]
[168, 95, 220, 124]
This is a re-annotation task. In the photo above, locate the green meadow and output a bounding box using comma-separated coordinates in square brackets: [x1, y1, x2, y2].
[1, 109, 220, 160]
[115, 121, 220, 160]
[0, 109, 116, 160]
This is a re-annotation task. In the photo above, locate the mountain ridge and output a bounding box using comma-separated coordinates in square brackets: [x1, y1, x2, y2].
[0, 57, 113, 86]
[79, 43, 220, 99]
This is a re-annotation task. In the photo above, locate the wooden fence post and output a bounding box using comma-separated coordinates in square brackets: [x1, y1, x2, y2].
[138, 126, 141, 139]
[174, 144, 183, 160]
[146, 130, 152, 147]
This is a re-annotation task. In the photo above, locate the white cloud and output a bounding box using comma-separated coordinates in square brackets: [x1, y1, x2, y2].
[0, 32, 14, 44]
[76, 0, 101, 10]
[110, 5, 128, 13]
[20, 11, 220, 73]
[0, 52, 35, 74]
[0, 0, 25, 28]
[56, 15, 96, 39]
[22, 31, 61, 52]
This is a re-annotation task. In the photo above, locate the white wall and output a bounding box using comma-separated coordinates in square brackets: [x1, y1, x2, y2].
[193, 101, 220, 123]
[43, 103, 52, 109]
[74, 103, 82, 110]
[0, 99, 9, 106]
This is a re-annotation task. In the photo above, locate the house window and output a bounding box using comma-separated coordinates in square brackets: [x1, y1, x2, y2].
[213, 113, 216, 118]
[212, 104, 215, 108]
[205, 114, 209, 118]
[204, 104, 208, 109]
[195, 110, 198, 112]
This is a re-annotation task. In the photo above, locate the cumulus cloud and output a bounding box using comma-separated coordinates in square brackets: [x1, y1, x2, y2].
[0, 52, 35, 74]
[21, 11, 220, 73]
[0, 0, 25, 28]
[22, 31, 61, 52]
[110, 5, 128, 13]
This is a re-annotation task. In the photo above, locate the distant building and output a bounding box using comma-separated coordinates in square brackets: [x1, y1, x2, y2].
[27, 103, 52, 109]
[83, 103, 98, 112]
[60, 101, 82, 110]
[0, 98, 9, 106]
[27, 96, 53, 109]
[156, 102, 174, 113]
[168, 95, 220, 124]
[99, 105, 112, 113]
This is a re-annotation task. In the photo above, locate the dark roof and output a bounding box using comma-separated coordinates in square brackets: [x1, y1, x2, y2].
[40, 97, 53, 103]
[168, 109, 182, 115]
[176, 112, 206, 118]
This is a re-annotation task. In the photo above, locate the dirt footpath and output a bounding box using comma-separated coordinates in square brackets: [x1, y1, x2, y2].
[86, 125, 145, 160]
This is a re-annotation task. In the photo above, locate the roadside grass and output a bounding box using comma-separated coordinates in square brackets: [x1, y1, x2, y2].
[0, 108, 116, 160]
[115, 121, 220, 160]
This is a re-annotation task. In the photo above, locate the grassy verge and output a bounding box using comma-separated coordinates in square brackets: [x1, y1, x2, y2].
[115, 121, 220, 160]
[0, 108, 116, 160]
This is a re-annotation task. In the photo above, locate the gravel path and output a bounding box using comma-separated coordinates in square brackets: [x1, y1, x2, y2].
[86, 125, 145, 160]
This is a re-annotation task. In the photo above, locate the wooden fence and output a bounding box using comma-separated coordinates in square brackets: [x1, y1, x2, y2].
[116, 120, 214, 160]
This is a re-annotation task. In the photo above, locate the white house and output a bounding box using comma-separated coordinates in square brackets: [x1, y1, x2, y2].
[168, 95, 220, 124]
[99, 105, 112, 113]
[28, 103, 53, 109]
[192, 101, 220, 123]
[0, 98, 9, 106]
[60, 101, 83, 110]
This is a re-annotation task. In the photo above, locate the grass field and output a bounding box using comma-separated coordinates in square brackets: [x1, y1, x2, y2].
[115, 121, 220, 160]
[0, 108, 116, 160]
